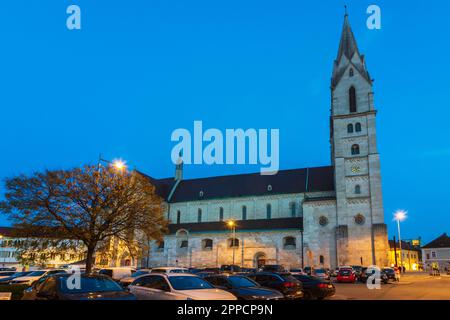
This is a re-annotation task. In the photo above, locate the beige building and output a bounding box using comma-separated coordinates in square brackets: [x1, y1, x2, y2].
[141, 13, 389, 270]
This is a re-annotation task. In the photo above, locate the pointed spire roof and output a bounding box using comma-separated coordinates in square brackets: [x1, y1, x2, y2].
[336, 13, 360, 61]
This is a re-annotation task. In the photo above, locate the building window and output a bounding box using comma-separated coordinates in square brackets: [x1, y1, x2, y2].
[289, 202, 296, 217]
[426, 253, 430, 260]
[283, 237, 296, 250]
[355, 185, 361, 194]
[228, 238, 239, 248]
[349, 86, 357, 113]
[347, 123, 354, 133]
[157, 241, 165, 249]
[202, 239, 213, 250]
[219, 207, 224, 222]
[180, 240, 188, 248]
[266, 204, 272, 219]
[431, 251, 437, 258]
[242, 206, 247, 220]
[349, 68, 354, 77]
[351, 144, 360, 155]
[177, 210, 181, 224]
[197, 209, 202, 223]
[355, 122, 362, 132]
[320, 255, 325, 264]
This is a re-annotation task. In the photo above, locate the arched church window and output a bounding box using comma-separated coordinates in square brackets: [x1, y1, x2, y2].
[349, 68, 354, 77]
[266, 204, 272, 219]
[355, 122, 362, 132]
[219, 207, 224, 221]
[228, 238, 239, 248]
[319, 255, 325, 264]
[349, 86, 357, 113]
[289, 202, 296, 217]
[197, 209, 202, 223]
[283, 237, 296, 250]
[202, 239, 213, 250]
[351, 144, 360, 155]
[347, 124, 354, 133]
[355, 185, 361, 194]
[176, 210, 181, 224]
[242, 206, 247, 220]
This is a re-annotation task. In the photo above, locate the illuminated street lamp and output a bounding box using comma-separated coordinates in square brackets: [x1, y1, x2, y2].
[226, 220, 237, 271]
[98, 155, 127, 173]
[394, 210, 407, 271]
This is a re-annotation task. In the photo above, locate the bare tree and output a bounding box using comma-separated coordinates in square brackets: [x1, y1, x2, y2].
[0, 165, 167, 273]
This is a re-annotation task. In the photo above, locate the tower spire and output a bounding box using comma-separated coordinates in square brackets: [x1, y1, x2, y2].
[336, 9, 360, 61]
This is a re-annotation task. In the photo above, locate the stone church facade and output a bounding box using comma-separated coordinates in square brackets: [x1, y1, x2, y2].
[143, 14, 389, 270]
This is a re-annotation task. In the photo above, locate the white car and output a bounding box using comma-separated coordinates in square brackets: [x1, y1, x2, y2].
[9, 269, 66, 286]
[128, 273, 237, 300]
[150, 267, 190, 274]
[119, 269, 152, 287]
[98, 267, 136, 281]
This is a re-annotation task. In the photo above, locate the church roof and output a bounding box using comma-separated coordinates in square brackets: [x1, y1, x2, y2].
[146, 166, 334, 203]
[422, 233, 450, 249]
[337, 14, 360, 61]
[168, 217, 303, 234]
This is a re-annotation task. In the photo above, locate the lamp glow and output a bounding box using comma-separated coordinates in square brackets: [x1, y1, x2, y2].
[112, 159, 126, 171]
[394, 210, 407, 222]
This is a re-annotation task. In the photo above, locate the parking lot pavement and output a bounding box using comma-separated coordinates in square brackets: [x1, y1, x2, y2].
[330, 276, 450, 300]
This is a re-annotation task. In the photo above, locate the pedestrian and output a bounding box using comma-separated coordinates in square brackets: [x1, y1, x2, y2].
[402, 266, 406, 274]
[394, 266, 400, 282]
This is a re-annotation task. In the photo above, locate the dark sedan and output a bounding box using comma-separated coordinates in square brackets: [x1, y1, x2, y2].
[359, 268, 389, 284]
[204, 275, 284, 300]
[22, 274, 136, 300]
[246, 272, 303, 300]
[0, 271, 32, 284]
[291, 274, 335, 300]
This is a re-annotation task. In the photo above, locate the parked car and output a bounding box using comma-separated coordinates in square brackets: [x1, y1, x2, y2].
[261, 265, 286, 273]
[359, 267, 389, 284]
[312, 268, 330, 280]
[291, 274, 335, 300]
[150, 267, 190, 274]
[22, 274, 136, 300]
[128, 273, 237, 300]
[203, 267, 220, 274]
[220, 265, 241, 273]
[336, 268, 357, 283]
[10, 269, 67, 286]
[240, 268, 257, 273]
[246, 272, 303, 300]
[330, 268, 339, 277]
[196, 271, 217, 278]
[0, 271, 16, 280]
[382, 268, 397, 282]
[303, 266, 313, 275]
[98, 267, 136, 281]
[0, 271, 33, 284]
[204, 274, 284, 300]
[351, 266, 363, 281]
[119, 269, 151, 287]
[289, 268, 306, 275]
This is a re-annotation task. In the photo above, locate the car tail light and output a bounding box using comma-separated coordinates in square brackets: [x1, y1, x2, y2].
[317, 283, 328, 289]
[283, 282, 297, 288]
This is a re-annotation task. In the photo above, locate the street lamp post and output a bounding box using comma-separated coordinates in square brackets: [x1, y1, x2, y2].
[227, 220, 236, 271]
[394, 210, 407, 272]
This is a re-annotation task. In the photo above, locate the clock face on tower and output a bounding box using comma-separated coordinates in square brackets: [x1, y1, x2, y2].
[351, 166, 361, 174]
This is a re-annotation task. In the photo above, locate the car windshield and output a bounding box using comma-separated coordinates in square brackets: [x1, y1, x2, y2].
[315, 269, 326, 273]
[383, 269, 395, 274]
[169, 269, 189, 273]
[59, 276, 123, 294]
[340, 270, 352, 276]
[168, 276, 214, 290]
[27, 271, 46, 276]
[228, 276, 258, 288]
[12, 272, 30, 277]
[131, 270, 149, 277]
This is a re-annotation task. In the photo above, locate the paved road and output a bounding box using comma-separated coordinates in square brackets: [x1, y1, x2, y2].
[331, 275, 450, 300]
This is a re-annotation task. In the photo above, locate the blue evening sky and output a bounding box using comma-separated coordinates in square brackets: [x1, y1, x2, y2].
[0, 0, 449, 243]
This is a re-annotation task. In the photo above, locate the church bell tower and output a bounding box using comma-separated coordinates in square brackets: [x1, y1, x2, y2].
[330, 13, 388, 267]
